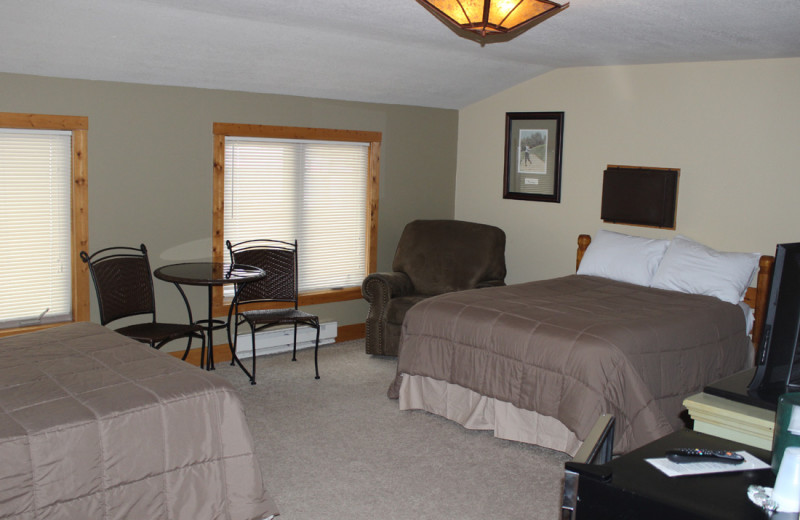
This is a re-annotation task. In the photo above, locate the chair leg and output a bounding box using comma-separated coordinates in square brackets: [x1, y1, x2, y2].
[291, 323, 298, 361]
[227, 317, 256, 384]
[249, 324, 257, 385]
[228, 317, 239, 367]
[199, 335, 206, 370]
[199, 333, 207, 363]
[180, 334, 195, 361]
[313, 322, 320, 380]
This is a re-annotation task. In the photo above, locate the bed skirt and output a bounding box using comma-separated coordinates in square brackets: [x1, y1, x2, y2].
[398, 373, 582, 456]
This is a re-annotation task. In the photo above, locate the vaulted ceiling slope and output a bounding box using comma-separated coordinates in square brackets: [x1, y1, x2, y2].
[2, 0, 799, 109]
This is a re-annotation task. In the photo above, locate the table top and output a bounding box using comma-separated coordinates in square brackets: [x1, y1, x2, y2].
[154, 262, 265, 286]
[570, 429, 778, 520]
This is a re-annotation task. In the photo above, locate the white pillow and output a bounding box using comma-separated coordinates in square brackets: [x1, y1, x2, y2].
[650, 235, 760, 305]
[577, 230, 670, 286]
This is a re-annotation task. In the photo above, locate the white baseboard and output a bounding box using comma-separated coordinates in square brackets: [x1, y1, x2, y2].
[233, 321, 337, 359]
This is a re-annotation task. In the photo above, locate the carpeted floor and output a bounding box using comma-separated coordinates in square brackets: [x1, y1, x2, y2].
[213, 340, 570, 520]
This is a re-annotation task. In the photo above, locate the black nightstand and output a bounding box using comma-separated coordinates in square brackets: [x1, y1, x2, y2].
[567, 429, 794, 520]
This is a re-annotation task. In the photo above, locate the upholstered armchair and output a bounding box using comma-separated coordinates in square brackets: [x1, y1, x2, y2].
[362, 219, 506, 356]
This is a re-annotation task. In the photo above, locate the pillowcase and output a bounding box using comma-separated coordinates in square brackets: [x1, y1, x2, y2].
[577, 230, 670, 286]
[649, 235, 760, 305]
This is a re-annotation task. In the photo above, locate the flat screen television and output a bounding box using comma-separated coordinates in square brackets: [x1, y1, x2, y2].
[748, 242, 800, 403]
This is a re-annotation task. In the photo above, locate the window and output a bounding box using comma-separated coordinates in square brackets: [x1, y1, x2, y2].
[212, 123, 380, 309]
[0, 112, 89, 335]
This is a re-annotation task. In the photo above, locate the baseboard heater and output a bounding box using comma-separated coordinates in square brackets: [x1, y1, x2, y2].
[233, 321, 337, 359]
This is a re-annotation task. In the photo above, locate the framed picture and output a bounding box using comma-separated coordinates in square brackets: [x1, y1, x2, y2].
[503, 112, 564, 203]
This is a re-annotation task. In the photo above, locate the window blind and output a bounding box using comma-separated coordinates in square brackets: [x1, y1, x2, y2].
[224, 137, 369, 295]
[0, 129, 72, 328]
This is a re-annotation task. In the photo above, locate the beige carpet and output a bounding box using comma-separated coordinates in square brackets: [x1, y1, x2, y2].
[212, 340, 570, 520]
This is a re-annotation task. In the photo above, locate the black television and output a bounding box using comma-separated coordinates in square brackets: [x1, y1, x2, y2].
[747, 242, 800, 404]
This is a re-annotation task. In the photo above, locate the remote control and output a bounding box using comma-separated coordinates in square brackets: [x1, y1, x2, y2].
[665, 448, 745, 464]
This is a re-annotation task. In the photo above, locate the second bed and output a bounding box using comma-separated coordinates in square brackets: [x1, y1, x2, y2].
[389, 232, 772, 454]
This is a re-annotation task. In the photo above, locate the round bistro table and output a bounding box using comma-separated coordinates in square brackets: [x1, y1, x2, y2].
[154, 262, 265, 373]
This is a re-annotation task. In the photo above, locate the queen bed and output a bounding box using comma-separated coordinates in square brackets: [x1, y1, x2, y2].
[388, 231, 773, 455]
[0, 321, 278, 520]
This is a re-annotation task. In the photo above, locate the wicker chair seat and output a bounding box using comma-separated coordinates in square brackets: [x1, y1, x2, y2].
[115, 322, 205, 347]
[241, 308, 319, 327]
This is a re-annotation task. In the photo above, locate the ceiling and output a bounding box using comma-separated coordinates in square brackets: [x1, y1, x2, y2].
[2, 0, 799, 110]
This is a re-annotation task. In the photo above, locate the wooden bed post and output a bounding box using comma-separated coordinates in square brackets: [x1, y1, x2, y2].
[577, 234, 591, 272]
[749, 255, 774, 351]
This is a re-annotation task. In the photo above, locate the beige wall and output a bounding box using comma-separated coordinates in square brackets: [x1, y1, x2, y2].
[0, 73, 459, 340]
[7, 58, 798, 339]
[455, 58, 800, 284]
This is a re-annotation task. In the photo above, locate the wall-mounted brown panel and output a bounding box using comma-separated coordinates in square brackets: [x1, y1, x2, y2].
[601, 165, 679, 229]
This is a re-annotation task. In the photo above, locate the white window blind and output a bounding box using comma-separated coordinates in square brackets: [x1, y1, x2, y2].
[224, 137, 369, 295]
[0, 129, 72, 329]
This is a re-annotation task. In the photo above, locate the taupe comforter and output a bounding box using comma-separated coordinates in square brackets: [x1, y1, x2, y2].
[390, 275, 751, 453]
[0, 322, 278, 520]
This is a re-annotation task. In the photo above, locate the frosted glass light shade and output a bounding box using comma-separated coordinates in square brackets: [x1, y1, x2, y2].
[418, 0, 569, 42]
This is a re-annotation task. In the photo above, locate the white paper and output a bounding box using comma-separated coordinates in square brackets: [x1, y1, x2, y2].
[645, 451, 770, 477]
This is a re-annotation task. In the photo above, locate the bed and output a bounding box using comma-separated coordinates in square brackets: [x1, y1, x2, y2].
[0, 321, 278, 520]
[388, 231, 773, 455]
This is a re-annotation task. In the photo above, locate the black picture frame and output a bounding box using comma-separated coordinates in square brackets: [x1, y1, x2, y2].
[503, 112, 564, 203]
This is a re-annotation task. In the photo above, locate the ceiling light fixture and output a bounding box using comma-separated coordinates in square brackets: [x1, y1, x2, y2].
[417, 0, 569, 45]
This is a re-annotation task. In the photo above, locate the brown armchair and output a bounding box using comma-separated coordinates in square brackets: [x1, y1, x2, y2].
[362, 219, 506, 356]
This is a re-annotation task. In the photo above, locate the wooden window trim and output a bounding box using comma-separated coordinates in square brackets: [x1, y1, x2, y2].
[0, 112, 89, 338]
[211, 123, 380, 315]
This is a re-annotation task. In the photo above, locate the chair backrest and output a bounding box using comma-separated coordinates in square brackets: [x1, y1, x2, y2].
[392, 219, 507, 295]
[80, 244, 156, 325]
[227, 239, 298, 306]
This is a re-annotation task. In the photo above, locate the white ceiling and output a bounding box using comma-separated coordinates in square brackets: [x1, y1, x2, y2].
[2, 0, 799, 110]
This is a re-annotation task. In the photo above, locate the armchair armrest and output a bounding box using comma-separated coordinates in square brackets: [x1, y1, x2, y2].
[362, 272, 414, 356]
[361, 271, 414, 303]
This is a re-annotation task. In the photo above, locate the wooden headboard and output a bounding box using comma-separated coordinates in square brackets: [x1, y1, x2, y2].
[576, 233, 774, 350]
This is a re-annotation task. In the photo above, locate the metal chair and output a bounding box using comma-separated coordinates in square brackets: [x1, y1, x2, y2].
[80, 244, 205, 358]
[226, 239, 320, 384]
